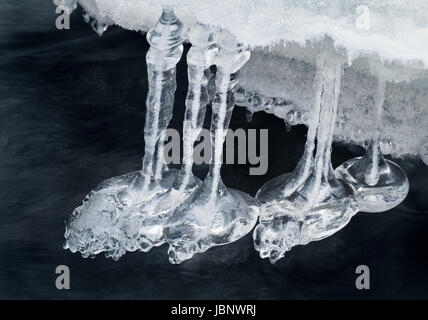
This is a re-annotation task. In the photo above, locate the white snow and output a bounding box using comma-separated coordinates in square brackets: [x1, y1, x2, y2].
[74, 0, 428, 67]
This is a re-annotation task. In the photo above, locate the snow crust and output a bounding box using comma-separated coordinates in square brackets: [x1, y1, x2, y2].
[81, 0, 428, 67]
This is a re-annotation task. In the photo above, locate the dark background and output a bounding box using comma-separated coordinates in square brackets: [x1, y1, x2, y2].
[1, 1, 428, 299]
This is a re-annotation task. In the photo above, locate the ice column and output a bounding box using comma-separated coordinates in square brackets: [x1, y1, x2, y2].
[335, 60, 409, 213]
[164, 30, 259, 264]
[254, 39, 359, 264]
[63, 7, 186, 260]
[125, 7, 186, 203]
[178, 24, 219, 192]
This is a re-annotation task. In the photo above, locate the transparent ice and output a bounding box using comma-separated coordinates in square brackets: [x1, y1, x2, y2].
[335, 60, 409, 213]
[64, 1, 428, 157]
[64, 9, 259, 262]
[253, 39, 359, 264]
[117, 22, 219, 252]
[64, 7, 187, 260]
[164, 30, 259, 264]
[61, 1, 428, 263]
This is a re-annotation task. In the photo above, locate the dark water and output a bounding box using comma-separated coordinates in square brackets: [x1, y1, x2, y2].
[1, 1, 428, 299]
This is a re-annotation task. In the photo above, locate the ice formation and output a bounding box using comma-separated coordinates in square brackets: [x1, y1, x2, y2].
[335, 60, 409, 213]
[64, 7, 259, 262]
[254, 40, 359, 263]
[65, 7, 188, 259]
[69, 0, 428, 158]
[60, 1, 428, 263]
[164, 30, 259, 264]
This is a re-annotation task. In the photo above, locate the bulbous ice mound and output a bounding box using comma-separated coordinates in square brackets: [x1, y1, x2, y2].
[335, 157, 409, 213]
[64, 169, 179, 260]
[118, 173, 201, 251]
[254, 172, 359, 264]
[253, 46, 359, 263]
[164, 179, 259, 264]
[81, 0, 428, 66]
[334, 75, 409, 213]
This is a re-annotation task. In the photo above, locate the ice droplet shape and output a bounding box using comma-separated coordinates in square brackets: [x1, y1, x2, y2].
[335, 72, 409, 213]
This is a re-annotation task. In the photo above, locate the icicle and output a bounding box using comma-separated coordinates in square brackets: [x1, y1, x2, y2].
[178, 23, 220, 193]
[364, 78, 386, 187]
[286, 110, 301, 126]
[259, 54, 327, 202]
[380, 139, 394, 155]
[90, 19, 109, 37]
[207, 60, 236, 200]
[81, 8, 109, 37]
[164, 30, 259, 264]
[254, 38, 358, 264]
[127, 7, 186, 200]
[116, 24, 221, 252]
[205, 33, 253, 201]
[63, 7, 186, 260]
[335, 59, 409, 213]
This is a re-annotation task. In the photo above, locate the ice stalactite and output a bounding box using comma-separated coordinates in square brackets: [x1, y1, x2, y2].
[63, 0, 113, 36]
[245, 109, 254, 123]
[119, 23, 220, 251]
[124, 6, 186, 203]
[64, 7, 186, 260]
[254, 38, 359, 264]
[82, 9, 109, 36]
[164, 30, 259, 264]
[177, 23, 219, 194]
[335, 60, 409, 213]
